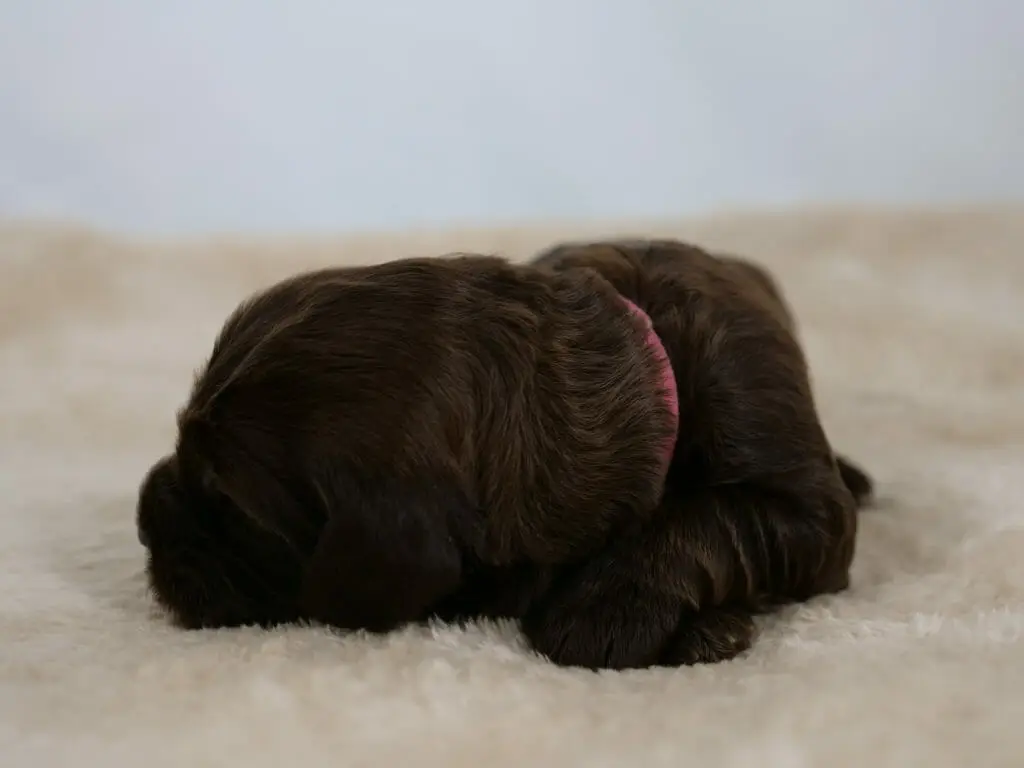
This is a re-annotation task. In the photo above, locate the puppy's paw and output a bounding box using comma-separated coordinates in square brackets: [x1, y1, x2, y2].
[658, 607, 756, 666]
[522, 585, 680, 671]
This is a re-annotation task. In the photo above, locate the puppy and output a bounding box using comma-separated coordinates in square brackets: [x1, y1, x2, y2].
[136, 241, 872, 670]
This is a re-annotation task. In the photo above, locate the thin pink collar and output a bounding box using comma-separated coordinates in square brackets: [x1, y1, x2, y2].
[621, 297, 679, 466]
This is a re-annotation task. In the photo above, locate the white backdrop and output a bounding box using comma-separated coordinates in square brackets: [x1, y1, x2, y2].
[1, 0, 1021, 235]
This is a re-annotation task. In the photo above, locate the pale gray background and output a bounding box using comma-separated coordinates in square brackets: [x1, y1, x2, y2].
[1, 0, 1020, 235]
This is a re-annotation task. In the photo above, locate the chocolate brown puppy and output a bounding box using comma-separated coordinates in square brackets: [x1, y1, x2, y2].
[136, 241, 872, 670]
[137, 256, 678, 634]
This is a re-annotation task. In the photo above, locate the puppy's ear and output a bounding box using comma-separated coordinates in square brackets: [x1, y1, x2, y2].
[298, 471, 476, 633]
[177, 415, 323, 558]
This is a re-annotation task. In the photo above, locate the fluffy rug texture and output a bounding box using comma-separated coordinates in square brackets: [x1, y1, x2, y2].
[2, 209, 1022, 767]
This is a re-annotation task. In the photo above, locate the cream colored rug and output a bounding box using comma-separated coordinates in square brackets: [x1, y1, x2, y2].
[2, 209, 1022, 767]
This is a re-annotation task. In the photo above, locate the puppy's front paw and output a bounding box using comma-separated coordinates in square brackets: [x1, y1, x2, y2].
[522, 585, 680, 670]
[658, 607, 756, 666]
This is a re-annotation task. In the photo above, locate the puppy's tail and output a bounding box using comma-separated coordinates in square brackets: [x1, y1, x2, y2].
[836, 455, 875, 510]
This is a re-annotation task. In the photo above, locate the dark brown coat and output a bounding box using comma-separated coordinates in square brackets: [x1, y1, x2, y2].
[136, 240, 872, 669]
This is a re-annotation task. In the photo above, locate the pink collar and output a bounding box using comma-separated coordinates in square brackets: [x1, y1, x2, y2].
[621, 298, 679, 466]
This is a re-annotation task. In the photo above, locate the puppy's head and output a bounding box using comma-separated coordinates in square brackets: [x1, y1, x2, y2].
[136, 263, 474, 632]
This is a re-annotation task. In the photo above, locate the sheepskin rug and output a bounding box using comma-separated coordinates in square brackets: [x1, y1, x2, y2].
[2, 209, 1022, 767]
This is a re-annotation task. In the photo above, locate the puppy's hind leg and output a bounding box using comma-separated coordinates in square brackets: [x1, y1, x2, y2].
[523, 473, 857, 671]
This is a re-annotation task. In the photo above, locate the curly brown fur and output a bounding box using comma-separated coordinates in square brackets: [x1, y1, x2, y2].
[136, 240, 873, 670]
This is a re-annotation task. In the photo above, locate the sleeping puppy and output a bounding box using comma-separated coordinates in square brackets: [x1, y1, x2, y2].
[136, 241, 872, 669]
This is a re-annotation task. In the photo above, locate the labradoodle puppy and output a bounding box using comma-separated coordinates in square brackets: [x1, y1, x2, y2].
[137, 238, 872, 669]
